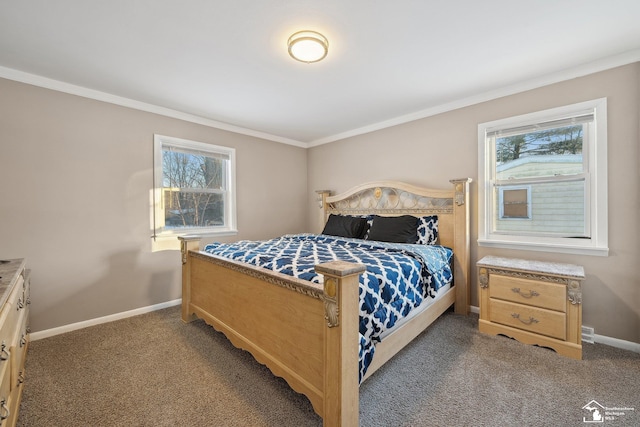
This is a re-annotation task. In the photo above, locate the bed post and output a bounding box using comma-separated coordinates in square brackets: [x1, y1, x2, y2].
[449, 178, 472, 315]
[317, 189, 332, 232]
[315, 261, 366, 427]
[179, 235, 201, 323]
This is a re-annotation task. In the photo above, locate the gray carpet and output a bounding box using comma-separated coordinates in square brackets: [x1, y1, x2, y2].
[18, 306, 639, 426]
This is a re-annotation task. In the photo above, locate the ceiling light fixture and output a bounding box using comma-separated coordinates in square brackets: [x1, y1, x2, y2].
[287, 30, 328, 63]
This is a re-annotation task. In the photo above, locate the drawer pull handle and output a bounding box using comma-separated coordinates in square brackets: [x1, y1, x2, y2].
[511, 287, 539, 299]
[20, 334, 27, 347]
[0, 399, 9, 420]
[18, 371, 25, 385]
[512, 313, 539, 325]
[17, 298, 24, 310]
[0, 342, 8, 361]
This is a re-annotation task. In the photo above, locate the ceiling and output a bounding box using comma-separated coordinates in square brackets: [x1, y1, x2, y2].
[1, 1, 640, 147]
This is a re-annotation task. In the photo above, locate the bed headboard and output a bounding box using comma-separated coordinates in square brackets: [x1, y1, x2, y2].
[318, 179, 472, 314]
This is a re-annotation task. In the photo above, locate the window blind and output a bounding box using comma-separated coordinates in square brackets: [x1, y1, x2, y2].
[486, 113, 594, 139]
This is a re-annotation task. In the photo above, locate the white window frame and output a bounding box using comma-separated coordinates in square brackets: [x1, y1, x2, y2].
[152, 134, 237, 251]
[478, 98, 608, 256]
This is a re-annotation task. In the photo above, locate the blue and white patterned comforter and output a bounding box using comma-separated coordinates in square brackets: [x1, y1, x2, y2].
[203, 233, 453, 381]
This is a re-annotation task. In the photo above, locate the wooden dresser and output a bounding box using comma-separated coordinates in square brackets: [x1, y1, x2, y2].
[477, 256, 584, 360]
[0, 259, 30, 427]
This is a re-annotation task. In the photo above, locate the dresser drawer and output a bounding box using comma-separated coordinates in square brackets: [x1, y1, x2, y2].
[0, 289, 18, 366]
[489, 274, 566, 312]
[1, 275, 24, 343]
[489, 299, 566, 340]
[0, 259, 29, 426]
[10, 308, 28, 393]
[0, 356, 10, 426]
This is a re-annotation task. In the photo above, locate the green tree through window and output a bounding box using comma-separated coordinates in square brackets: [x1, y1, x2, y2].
[497, 125, 583, 164]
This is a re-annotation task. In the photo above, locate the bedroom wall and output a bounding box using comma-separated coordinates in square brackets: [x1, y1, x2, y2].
[0, 78, 308, 333]
[307, 63, 640, 345]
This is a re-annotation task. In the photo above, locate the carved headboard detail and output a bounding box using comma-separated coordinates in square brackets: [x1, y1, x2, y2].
[322, 181, 458, 219]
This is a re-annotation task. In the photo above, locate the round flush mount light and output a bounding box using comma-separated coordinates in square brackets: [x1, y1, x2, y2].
[287, 30, 329, 63]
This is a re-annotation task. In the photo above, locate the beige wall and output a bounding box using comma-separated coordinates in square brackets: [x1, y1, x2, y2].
[308, 63, 640, 344]
[0, 78, 308, 332]
[1, 63, 638, 345]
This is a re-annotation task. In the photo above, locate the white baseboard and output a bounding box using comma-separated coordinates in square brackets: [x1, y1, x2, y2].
[594, 333, 640, 353]
[30, 299, 182, 341]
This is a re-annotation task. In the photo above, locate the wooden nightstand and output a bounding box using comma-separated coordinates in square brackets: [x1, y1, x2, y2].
[477, 256, 585, 360]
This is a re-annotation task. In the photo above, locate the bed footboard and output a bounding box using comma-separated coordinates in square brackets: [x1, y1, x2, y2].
[180, 236, 365, 427]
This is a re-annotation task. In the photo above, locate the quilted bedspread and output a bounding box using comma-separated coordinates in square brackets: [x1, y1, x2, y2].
[203, 233, 453, 381]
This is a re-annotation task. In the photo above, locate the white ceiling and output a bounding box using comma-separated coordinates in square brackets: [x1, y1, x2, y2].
[1, 1, 640, 147]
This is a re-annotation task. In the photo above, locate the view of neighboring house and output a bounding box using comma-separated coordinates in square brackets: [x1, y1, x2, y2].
[495, 154, 585, 236]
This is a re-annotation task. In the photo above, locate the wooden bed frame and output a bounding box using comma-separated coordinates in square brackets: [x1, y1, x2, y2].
[179, 179, 471, 427]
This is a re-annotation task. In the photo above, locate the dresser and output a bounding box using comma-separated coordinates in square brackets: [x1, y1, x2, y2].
[0, 259, 30, 427]
[477, 256, 584, 360]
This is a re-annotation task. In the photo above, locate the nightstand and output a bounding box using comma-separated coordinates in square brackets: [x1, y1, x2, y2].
[477, 256, 585, 360]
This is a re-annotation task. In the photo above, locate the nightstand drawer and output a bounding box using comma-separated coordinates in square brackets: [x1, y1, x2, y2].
[489, 299, 566, 340]
[489, 274, 566, 312]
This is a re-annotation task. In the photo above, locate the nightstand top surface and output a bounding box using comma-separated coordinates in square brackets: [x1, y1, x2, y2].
[477, 255, 584, 279]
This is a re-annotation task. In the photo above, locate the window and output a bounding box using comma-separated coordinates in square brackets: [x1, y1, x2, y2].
[499, 186, 531, 219]
[152, 135, 236, 250]
[478, 99, 608, 256]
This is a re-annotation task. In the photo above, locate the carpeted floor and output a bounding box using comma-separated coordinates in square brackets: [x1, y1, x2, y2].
[17, 306, 639, 426]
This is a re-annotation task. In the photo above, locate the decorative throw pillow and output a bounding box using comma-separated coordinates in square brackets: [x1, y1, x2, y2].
[322, 214, 368, 239]
[362, 215, 374, 239]
[417, 215, 439, 245]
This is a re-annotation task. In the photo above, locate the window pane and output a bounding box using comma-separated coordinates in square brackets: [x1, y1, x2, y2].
[502, 189, 528, 218]
[496, 125, 584, 180]
[162, 149, 227, 191]
[161, 147, 228, 230]
[164, 190, 225, 229]
[494, 181, 586, 237]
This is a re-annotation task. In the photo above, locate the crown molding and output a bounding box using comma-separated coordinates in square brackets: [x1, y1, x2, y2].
[307, 48, 640, 147]
[3, 48, 640, 150]
[0, 66, 307, 148]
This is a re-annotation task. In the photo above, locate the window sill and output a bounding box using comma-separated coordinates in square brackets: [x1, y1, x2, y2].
[151, 229, 238, 252]
[478, 238, 609, 257]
